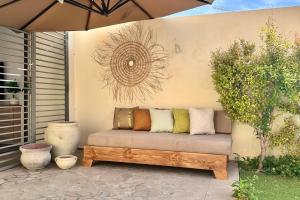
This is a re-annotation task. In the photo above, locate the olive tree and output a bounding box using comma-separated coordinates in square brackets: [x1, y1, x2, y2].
[211, 22, 300, 170]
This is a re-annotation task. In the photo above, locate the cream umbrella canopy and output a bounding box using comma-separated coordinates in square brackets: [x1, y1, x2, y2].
[0, 0, 213, 31]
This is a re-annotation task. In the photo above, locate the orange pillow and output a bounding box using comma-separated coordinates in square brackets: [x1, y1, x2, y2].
[133, 109, 151, 131]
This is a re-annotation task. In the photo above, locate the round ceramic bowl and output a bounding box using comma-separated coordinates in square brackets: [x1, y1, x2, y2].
[55, 155, 77, 170]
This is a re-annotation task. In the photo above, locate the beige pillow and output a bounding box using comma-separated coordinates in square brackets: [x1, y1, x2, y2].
[149, 108, 173, 132]
[189, 108, 215, 135]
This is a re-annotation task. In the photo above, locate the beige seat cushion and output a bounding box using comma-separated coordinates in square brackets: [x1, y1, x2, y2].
[88, 130, 232, 155]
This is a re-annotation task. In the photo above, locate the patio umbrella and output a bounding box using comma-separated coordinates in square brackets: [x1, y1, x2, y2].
[0, 0, 213, 32]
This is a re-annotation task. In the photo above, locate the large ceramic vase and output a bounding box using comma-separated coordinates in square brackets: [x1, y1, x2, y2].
[45, 122, 80, 158]
[20, 143, 52, 170]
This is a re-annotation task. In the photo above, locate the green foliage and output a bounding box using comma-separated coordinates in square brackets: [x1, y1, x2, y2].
[211, 39, 261, 130]
[269, 116, 300, 156]
[263, 156, 300, 177]
[5, 80, 22, 94]
[232, 175, 260, 200]
[237, 156, 259, 171]
[211, 21, 300, 168]
[238, 155, 300, 177]
[211, 21, 300, 135]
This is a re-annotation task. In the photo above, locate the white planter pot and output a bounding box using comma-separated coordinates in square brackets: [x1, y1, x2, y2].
[9, 97, 19, 105]
[19, 143, 52, 170]
[45, 122, 80, 158]
[55, 155, 77, 170]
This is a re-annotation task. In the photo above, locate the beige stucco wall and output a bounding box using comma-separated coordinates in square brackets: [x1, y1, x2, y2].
[69, 6, 300, 157]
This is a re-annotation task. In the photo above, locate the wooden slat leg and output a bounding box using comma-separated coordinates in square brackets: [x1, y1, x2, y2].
[82, 145, 94, 167]
[213, 168, 228, 180]
[82, 158, 93, 167]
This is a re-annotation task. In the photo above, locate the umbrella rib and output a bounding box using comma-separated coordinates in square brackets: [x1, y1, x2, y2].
[100, 0, 108, 13]
[20, 1, 58, 30]
[0, 0, 21, 9]
[86, 1, 93, 30]
[90, 0, 104, 13]
[108, 0, 129, 14]
[64, 0, 104, 15]
[107, 0, 110, 10]
[196, 0, 212, 4]
[130, 0, 153, 19]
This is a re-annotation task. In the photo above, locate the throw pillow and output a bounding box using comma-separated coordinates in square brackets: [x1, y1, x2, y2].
[214, 110, 232, 134]
[149, 108, 173, 132]
[189, 108, 215, 135]
[133, 109, 151, 131]
[113, 107, 137, 129]
[172, 108, 190, 133]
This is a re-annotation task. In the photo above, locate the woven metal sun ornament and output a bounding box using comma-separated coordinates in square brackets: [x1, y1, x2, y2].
[93, 22, 169, 103]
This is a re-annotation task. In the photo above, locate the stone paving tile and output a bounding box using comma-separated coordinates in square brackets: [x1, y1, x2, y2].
[0, 161, 238, 200]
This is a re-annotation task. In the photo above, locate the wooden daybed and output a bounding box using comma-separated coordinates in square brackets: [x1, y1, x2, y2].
[82, 111, 232, 180]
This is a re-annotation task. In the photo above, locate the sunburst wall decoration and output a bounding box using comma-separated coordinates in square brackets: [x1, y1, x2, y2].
[93, 22, 169, 103]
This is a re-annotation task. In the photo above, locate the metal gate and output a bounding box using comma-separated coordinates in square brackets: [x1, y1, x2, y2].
[0, 27, 32, 171]
[0, 27, 68, 171]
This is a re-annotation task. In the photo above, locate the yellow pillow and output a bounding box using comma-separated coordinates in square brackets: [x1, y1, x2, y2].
[172, 108, 190, 133]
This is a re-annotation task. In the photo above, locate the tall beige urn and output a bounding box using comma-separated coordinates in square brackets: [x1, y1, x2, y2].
[45, 122, 80, 158]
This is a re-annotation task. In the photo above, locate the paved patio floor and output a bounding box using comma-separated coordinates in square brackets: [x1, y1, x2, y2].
[0, 161, 238, 200]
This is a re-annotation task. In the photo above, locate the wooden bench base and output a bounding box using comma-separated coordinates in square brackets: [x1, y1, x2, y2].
[82, 145, 228, 180]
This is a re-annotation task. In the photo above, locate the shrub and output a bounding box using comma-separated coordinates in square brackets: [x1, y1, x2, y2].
[263, 156, 300, 177]
[232, 175, 259, 200]
[237, 156, 259, 171]
[238, 155, 300, 177]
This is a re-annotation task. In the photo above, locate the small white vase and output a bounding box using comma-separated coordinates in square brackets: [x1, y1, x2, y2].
[45, 122, 80, 158]
[55, 155, 77, 170]
[9, 97, 19, 105]
[19, 143, 52, 170]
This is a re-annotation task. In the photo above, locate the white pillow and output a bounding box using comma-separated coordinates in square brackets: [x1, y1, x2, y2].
[189, 108, 215, 135]
[149, 108, 173, 132]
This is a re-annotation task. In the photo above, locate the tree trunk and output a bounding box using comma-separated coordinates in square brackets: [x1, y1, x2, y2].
[258, 135, 267, 171]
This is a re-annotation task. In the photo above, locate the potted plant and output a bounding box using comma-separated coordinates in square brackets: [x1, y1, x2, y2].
[5, 80, 22, 105]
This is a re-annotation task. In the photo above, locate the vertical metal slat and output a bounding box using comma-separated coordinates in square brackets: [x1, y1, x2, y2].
[34, 32, 68, 143]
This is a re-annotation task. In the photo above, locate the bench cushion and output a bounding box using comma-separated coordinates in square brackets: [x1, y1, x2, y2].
[87, 130, 232, 155]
